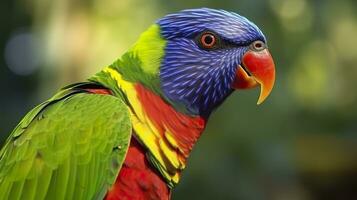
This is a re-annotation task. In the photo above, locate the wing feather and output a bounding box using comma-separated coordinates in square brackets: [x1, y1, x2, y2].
[0, 90, 132, 200]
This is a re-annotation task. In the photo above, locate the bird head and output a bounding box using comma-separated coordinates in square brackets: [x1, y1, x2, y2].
[127, 8, 275, 117]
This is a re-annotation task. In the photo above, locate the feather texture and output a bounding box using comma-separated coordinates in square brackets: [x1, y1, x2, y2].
[0, 85, 132, 200]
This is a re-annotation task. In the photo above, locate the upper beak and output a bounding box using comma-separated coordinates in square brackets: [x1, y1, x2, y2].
[232, 49, 276, 105]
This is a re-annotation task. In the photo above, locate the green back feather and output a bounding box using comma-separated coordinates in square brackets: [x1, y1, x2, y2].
[0, 84, 132, 200]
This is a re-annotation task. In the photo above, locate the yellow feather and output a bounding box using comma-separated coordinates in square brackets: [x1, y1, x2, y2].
[104, 67, 182, 185]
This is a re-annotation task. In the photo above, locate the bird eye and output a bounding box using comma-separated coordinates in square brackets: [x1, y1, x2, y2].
[200, 33, 217, 49]
[250, 40, 266, 51]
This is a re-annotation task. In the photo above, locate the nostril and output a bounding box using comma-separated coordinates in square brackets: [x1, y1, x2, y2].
[251, 41, 266, 51]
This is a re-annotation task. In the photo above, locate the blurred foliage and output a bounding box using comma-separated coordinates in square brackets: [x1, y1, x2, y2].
[1, 0, 357, 199]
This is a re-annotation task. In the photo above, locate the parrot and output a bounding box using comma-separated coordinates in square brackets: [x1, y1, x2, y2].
[0, 8, 275, 200]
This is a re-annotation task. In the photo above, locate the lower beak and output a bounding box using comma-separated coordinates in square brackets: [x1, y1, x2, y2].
[232, 49, 276, 105]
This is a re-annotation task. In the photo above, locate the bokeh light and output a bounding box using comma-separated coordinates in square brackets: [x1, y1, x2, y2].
[4, 31, 41, 76]
[288, 40, 337, 109]
[269, 0, 313, 32]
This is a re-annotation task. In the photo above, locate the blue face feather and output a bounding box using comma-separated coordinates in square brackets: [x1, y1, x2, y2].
[157, 8, 266, 117]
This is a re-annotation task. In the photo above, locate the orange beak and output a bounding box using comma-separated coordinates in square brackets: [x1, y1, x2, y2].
[232, 49, 275, 105]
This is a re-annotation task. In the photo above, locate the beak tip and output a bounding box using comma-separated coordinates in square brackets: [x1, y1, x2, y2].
[256, 78, 274, 105]
[256, 96, 266, 105]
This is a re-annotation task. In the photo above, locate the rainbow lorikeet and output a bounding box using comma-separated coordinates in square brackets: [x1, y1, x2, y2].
[0, 8, 275, 200]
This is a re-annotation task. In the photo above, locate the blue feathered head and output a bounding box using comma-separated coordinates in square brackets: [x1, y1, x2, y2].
[157, 8, 275, 117]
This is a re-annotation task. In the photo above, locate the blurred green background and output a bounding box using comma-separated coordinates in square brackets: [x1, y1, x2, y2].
[1, 0, 357, 199]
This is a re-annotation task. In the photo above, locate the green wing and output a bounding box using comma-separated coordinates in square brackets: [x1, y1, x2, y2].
[0, 84, 132, 200]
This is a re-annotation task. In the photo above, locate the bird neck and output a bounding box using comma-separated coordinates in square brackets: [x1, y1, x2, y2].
[89, 66, 207, 188]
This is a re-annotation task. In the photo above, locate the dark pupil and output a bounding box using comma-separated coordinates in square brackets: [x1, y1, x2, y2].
[204, 35, 214, 45]
[255, 42, 262, 48]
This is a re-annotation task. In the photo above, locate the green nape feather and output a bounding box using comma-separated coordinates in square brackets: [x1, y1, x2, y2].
[0, 84, 132, 200]
[100, 24, 166, 96]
